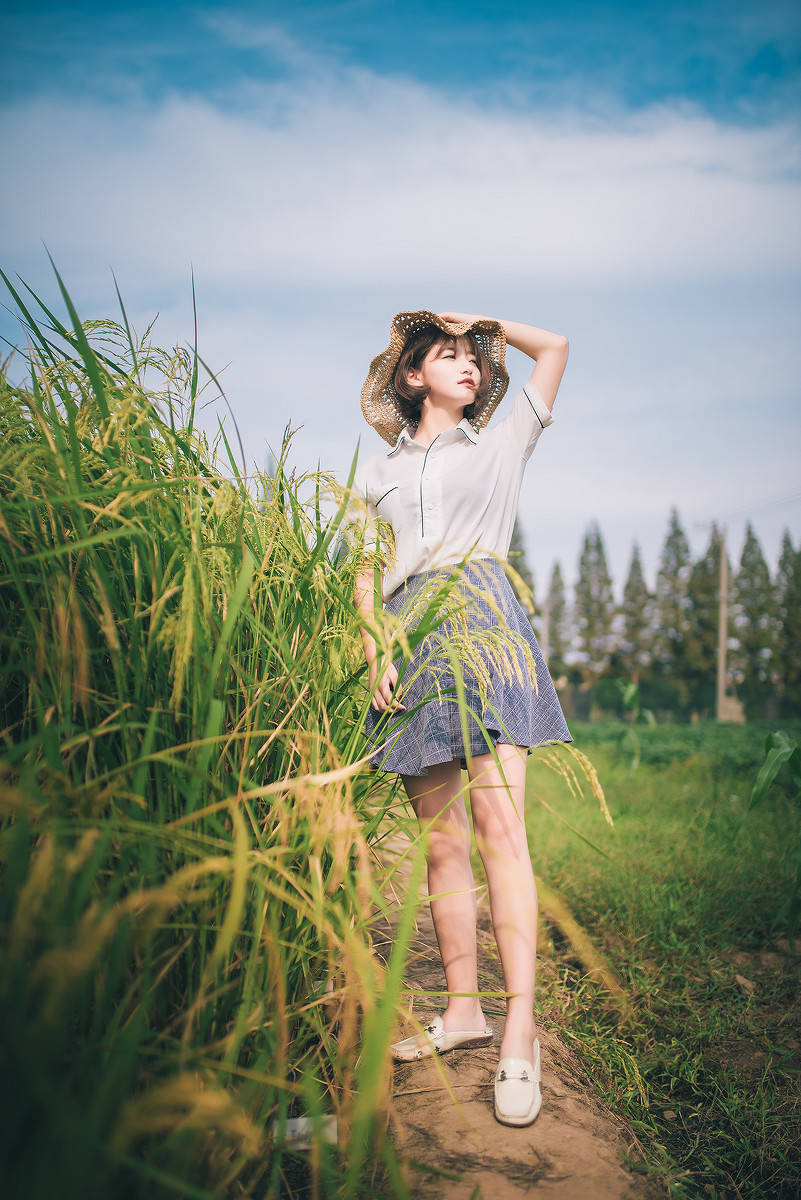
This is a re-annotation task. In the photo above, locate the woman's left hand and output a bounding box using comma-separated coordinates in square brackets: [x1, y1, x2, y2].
[437, 311, 487, 325]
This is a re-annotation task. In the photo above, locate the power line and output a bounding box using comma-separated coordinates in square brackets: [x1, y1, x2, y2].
[694, 489, 801, 528]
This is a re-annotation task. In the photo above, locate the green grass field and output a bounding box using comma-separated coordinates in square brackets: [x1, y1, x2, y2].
[527, 720, 801, 1199]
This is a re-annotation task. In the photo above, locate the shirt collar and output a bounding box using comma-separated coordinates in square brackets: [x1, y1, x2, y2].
[385, 427, 413, 457]
[457, 418, 480, 444]
[386, 418, 479, 457]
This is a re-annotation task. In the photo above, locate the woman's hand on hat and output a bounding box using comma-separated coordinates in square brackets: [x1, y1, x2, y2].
[369, 659, 405, 713]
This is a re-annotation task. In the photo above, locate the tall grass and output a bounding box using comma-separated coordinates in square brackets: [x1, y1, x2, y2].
[0, 267, 432, 1199]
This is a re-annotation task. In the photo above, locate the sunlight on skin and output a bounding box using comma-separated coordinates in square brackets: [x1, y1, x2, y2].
[402, 744, 537, 1062]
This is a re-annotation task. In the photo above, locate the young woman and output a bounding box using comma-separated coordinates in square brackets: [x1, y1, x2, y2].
[349, 310, 572, 1127]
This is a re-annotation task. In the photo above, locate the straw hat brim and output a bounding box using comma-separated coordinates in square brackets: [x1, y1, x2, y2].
[361, 311, 509, 446]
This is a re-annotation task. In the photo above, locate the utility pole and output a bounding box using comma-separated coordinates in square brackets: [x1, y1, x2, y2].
[692, 520, 743, 723]
[715, 525, 744, 722]
[716, 526, 728, 721]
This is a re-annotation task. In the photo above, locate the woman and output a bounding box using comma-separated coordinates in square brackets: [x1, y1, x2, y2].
[348, 310, 572, 1127]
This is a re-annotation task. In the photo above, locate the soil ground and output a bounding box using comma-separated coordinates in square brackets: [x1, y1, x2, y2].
[374, 860, 665, 1200]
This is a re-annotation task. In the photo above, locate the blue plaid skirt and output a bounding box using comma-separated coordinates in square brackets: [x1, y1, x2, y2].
[363, 558, 572, 777]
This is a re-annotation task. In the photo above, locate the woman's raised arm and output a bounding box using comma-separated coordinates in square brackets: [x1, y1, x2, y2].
[438, 311, 569, 414]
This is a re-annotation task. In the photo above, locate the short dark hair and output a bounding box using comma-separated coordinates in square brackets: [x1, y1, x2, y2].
[391, 325, 492, 427]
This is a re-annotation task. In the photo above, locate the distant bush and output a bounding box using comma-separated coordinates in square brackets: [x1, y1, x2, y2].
[571, 719, 801, 777]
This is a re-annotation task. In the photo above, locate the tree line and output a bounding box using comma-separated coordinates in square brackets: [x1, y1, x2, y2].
[510, 509, 801, 722]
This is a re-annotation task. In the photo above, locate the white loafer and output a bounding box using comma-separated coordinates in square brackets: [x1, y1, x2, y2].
[494, 1038, 542, 1126]
[391, 1015, 493, 1062]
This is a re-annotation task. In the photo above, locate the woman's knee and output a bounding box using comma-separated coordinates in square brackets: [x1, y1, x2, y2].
[471, 792, 529, 859]
[426, 819, 472, 869]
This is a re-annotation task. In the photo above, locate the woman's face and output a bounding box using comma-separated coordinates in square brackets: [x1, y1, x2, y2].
[407, 336, 480, 410]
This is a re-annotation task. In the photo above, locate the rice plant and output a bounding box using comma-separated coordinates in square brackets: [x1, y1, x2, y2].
[0, 265, 430, 1199]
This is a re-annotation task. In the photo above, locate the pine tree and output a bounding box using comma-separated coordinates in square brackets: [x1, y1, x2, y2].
[573, 523, 614, 681]
[619, 542, 653, 683]
[775, 530, 801, 717]
[508, 518, 538, 635]
[684, 523, 732, 718]
[654, 508, 691, 664]
[546, 562, 570, 680]
[653, 508, 692, 712]
[732, 522, 777, 719]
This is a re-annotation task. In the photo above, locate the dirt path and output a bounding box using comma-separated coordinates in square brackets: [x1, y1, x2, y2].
[374, 855, 664, 1199]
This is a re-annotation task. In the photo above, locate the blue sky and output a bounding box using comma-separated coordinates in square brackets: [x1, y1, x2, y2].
[2, 0, 800, 596]
[4, 1, 800, 118]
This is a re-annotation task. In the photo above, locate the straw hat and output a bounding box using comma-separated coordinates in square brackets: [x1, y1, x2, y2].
[361, 310, 509, 446]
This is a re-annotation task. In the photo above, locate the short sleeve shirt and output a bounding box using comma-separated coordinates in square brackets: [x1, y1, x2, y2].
[346, 383, 554, 602]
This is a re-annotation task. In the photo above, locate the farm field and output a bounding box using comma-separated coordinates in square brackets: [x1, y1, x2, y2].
[524, 720, 801, 1199]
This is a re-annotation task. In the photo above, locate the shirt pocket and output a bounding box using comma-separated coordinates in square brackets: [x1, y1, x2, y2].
[374, 484, 400, 509]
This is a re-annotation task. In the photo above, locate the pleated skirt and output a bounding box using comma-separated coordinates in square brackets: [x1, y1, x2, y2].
[363, 557, 572, 777]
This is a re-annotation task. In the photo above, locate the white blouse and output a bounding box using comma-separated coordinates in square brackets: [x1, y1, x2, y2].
[347, 383, 554, 601]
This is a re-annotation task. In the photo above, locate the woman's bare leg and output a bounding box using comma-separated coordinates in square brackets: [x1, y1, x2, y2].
[467, 744, 537, 1062]
[401, 758, 487, 1032]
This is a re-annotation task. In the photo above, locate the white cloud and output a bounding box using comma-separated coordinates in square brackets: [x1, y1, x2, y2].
[3, 61, 799, 298]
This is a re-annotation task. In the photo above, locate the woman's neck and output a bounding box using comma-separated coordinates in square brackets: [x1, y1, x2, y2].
[412, 400, 467, 446]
